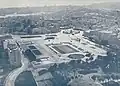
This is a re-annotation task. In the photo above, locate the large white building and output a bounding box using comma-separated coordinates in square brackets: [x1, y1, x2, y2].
[7, 40, 21, 67]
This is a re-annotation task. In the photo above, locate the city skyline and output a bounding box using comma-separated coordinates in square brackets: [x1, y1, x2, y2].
[0, 0, 120, 8]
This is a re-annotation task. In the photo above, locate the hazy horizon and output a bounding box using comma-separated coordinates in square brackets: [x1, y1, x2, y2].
[0, 0, 120, 8]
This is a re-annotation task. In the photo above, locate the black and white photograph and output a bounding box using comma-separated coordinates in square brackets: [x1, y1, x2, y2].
[0, 0, 120, 86]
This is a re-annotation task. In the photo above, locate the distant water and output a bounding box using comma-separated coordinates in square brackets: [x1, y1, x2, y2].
[15, 71, 37, 86]
[0, 12, 45, 18]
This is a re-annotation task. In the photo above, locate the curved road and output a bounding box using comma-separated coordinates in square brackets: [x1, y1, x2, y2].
[4, 52, 29, 86]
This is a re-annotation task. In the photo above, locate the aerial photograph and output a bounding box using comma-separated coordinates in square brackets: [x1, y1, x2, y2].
[0, 0, 120, 86]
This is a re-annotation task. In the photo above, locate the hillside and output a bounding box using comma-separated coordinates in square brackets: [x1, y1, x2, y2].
[89, 2, 120, 10]
[0, 6, 68, 16]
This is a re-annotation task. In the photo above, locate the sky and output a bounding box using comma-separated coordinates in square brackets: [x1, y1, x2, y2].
[0, 0, 120, 8]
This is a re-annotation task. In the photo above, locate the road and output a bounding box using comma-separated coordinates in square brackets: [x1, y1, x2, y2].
[4, 52, 29, 86]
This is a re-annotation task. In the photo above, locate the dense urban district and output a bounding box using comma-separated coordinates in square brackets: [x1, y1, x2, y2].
[0, 3, 120, 86]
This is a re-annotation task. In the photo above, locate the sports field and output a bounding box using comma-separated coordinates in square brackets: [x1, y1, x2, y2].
[52, 44, 78, 54]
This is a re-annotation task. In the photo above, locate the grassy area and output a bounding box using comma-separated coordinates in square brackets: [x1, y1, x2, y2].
[15, 71, 37, 86]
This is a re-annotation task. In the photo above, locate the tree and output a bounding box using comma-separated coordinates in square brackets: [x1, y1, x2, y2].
[101, 40, 108, 46]
[48, 63, 57, 72]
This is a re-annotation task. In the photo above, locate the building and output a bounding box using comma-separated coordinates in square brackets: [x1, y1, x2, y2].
[3, 40, 8, 49]
[7, 40, 21, 67]
[0, 34, 12, 48]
